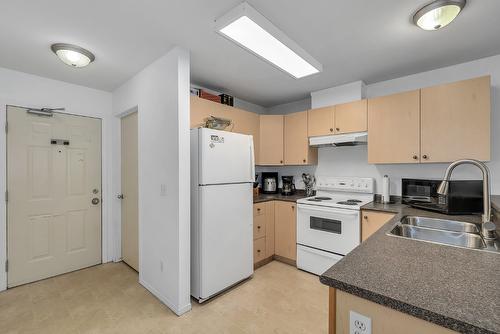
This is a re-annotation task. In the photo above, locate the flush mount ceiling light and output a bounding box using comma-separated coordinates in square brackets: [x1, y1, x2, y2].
[50, 43, 95, 68]
[215, 2, 322, 79]
[413, 0, 466, 30]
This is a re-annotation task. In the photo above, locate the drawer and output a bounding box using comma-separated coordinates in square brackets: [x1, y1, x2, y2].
[254, 237, 266, 264]
[253, 202, 266, 216]
[253, 214, 266, 239]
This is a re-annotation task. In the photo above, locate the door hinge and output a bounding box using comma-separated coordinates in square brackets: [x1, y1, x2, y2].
[4, 121, 7, 134]
[5, 260, 8, 273]
[4, 190, 7, 203]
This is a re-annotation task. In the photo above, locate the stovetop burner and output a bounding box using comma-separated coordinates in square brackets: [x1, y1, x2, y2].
[346, 199, 362, 203]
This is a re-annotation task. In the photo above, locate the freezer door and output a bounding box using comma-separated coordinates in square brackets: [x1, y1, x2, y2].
[199, 183, 253, 300]
[198, 128, 254, 185]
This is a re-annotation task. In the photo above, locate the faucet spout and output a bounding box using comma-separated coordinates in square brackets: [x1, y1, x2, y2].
[437, 159, 495, 240]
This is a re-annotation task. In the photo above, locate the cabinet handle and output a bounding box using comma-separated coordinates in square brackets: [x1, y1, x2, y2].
[292, 205, 295, 210]
[413, 155, 418, 160]
[257, 208, 261, 211]
[257, 225, 261, 229]
[422, 155, 429, 160]
[280, 160, 283, 164]
[257, 249, 261, 253]
[303, 159, 306, 163]
[329, 128, 333, 132]
[363, 216, 368, 220]
[336, 127, 340, 132]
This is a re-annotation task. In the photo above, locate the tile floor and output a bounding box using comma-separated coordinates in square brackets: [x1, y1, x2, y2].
[0, 261, 328, 334]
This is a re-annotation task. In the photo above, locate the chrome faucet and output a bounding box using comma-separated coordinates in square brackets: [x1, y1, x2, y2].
[437, 159, 496, 240]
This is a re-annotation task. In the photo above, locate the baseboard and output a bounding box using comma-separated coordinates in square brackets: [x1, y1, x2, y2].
[254, 256, 273, 269]
[139, 278, 192, 316]
[273, 255, 297, 267]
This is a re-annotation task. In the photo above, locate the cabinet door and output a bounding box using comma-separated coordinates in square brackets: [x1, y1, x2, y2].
[308, 106, 334, 137]
[335, 99, 367, 134]
[368, 90, 421, 164]
[274, 201, 296, 261]
[265, 201, 275, 258]
[284, 111, 317, 165]
[361, 210, 395, 241]
[421, 76, 491, 163]
[259, 115, 284, 165]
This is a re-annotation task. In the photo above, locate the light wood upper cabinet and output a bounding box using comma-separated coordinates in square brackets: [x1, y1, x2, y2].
[420, 76, 491, 163]
[308, 106, 334, 137]
[335, 99, 367, 134]
[259, 115, 284, 165]
[274, 201, 296, 261]
[284, 111, 318, 165]
[190, 96, 260, 163]
[368, 90, 421, 164]
[361, 210, 396, 242]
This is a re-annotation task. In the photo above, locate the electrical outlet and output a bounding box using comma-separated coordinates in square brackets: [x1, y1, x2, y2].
[350, 310, 371, 334]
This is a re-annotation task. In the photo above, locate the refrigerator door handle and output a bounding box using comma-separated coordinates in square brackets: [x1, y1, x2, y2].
[249, 136, 255, 180]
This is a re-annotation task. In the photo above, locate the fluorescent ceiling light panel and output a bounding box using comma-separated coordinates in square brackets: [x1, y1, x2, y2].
[215, 2, 322, 79]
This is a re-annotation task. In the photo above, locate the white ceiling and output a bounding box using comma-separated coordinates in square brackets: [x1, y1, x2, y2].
[1, 0, 499, 107]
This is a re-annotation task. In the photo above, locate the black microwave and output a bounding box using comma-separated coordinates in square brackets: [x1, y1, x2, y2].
[401, 178, 483, 215]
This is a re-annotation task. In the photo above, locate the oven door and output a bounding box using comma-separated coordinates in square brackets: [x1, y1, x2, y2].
[297, 204, 360, 255]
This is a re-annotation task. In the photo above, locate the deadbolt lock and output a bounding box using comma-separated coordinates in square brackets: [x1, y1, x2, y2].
[91, 198, 100, 205]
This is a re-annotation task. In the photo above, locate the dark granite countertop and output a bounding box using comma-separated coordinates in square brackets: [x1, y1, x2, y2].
[320, 200, 500, 334]
[253, 190, 309, 203]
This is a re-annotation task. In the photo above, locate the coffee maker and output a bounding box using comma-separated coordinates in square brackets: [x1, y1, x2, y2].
[261, 172, 278, 194]
[281, 176, 296, 196]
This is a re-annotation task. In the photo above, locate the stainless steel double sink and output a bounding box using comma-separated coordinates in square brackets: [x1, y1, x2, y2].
[388, 216, 499, 253]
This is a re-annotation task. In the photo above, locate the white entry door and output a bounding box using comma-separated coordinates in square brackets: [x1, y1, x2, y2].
[7, 106, 102, 287]
[121, 111, 138, 271]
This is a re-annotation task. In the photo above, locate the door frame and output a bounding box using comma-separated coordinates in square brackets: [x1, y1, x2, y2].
[0, 103, 112, 291]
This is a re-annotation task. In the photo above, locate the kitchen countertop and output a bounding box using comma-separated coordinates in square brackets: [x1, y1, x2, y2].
[320, 200, 500, 334]
[253, 190, 309, 203]
[492, 195, 500, 212]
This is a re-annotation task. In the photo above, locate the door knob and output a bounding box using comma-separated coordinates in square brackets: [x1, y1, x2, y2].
[117, 194, 124, 199]
[91, 198, 100, 205]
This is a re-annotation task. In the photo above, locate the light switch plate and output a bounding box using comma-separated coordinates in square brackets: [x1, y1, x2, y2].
[350, 310, 372, 334]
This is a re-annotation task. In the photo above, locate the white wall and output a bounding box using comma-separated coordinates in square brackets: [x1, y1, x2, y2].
[0, 67, 113, 292]
[112, 47, 191, 315]
[314, 55, 500, 195]
[266, 97, 311, 115]
[311, 81, 366, 108]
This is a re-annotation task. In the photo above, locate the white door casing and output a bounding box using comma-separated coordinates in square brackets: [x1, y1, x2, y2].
[121, 111, 138, 271]
[7, 106, 102, 287]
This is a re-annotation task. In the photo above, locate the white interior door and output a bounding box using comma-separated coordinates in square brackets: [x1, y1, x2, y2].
[121, 111, 139, 271]
[199, 183, 253, 299]
[7, 106, 102, 287]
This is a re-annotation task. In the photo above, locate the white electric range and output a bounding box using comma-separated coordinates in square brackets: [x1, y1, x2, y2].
[296, 176, 375, 275]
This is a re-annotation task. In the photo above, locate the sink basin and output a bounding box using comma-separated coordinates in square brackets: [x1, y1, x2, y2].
[390, 224, 486, 250]
[400, 216, 480, 233]
[387, 216, 500, 252]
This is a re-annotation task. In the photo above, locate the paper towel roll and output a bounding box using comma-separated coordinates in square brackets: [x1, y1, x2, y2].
[382, 175, 390, 203]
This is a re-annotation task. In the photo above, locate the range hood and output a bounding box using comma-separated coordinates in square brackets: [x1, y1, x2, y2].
[309, 131, 368, 147]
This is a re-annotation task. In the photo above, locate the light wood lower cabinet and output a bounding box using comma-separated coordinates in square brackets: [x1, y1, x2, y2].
[253, 200, 296, 266]
[330, 288, 457, 334]
[361, 210, 396, 242]
[253, 201, 275, 266]
[274, 201, 297, 262]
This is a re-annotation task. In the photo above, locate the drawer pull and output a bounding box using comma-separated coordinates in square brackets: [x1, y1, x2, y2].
[257, 225, 261, 229]
[257, 208, 261, 211]
[364, 216, 368, 220]
[257, 249, 261, 253]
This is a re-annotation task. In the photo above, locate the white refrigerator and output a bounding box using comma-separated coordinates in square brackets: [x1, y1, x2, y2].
[191, 128, 254, 302]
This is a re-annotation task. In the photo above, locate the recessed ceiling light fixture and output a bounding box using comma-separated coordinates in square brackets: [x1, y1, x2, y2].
[413, 0, 466, 31]
[215, 2, 322, 79]
[51, 43, 95, 68]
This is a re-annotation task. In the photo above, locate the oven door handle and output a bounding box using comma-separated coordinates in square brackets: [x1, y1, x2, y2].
[297, 204, 360, 216]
